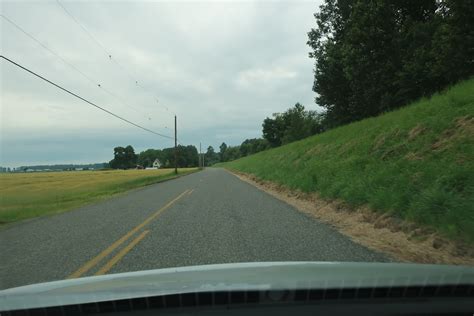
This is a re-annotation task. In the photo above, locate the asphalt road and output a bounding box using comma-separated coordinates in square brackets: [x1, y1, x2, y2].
[0, 168, 389, 290]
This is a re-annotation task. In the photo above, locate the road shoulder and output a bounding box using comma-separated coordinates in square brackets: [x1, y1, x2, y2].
[224, 168, 474, 265]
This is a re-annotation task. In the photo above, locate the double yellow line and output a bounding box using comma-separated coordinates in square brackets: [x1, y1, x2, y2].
[68, 189, 190, 279]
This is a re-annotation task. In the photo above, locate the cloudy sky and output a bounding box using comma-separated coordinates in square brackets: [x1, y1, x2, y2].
[1, 0, 322, 167]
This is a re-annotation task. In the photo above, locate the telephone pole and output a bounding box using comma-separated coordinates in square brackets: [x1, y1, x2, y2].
[199, 142, 202, 169]
[174, 115, 177, 174]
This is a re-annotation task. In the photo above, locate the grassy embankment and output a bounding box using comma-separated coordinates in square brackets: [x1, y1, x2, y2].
[219, 79, 474, 243]
[0, 168, 198, 224]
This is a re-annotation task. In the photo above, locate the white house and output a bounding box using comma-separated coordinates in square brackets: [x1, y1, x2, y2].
[152, 159, 161, 169]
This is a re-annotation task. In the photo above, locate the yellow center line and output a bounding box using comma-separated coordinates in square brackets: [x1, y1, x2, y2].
[95, 230, 150, 276]
[67, 189, 190, 279]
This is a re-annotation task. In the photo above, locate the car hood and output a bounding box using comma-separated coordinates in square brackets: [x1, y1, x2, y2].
[1, 261, 473, 311]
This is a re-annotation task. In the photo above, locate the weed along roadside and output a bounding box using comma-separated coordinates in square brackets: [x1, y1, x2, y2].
[227, 169, 474, 266]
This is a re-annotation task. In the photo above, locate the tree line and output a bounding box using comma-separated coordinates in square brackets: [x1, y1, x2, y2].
[137, 145, 198, 168]
[204, 102, 326, 165]
[108, 145, 199, 169]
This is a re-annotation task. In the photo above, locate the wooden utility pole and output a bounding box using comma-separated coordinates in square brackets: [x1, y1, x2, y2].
[174, 115, 177, 174]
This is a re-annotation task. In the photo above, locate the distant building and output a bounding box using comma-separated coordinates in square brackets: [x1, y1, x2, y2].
[152, 159, 161, 169]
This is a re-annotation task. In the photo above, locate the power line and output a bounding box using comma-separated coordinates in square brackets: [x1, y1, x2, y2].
[55, 0, 111, 58]
[1, 55, 174, 140]
[0, 13, 161, 123]
[56, 0, 137, 82]
[0, 14, 97, 86]
[55, 0, 173, 115]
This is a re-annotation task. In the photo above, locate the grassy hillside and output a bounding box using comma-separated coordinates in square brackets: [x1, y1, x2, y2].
[0, 168, 198, 224]
[219, 79, 474, 243]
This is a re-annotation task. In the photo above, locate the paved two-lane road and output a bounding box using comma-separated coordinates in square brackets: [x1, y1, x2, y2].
[0, 168, 389, 290]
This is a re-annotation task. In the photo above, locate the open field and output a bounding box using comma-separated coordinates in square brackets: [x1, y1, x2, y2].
[0, 168, 198, 224]
[218, 79, 474, 243]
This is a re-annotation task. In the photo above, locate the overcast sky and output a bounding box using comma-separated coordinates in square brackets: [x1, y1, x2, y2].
[0, 0, 322, 167]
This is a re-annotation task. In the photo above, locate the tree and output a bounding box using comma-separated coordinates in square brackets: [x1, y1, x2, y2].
[124, 145, 138, 168]
[262, 103, 325, 147]
[428, 0, 474, 90]
[205, 146, 220, 165]
[137, 149, 162, 168]
[109, 145, 137, 169]
[137, 145, 199, 169]
[307, 0, 474, 127]
[262, 115, 284, 147]
[178, 145, 199, 167]
[223, 146, 241, 162]
[240, 138, 269, 156]
[219, 142, 228, 161]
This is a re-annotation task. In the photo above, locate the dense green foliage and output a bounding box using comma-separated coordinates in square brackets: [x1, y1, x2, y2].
[210, 103, 325, 165]
[204, 146, 220, 165]
[109, 145, 138, 169]
[219, 79, 474, 243]
[205, 138, 270, 165]
[262, 103, 325, 147]
[204, 102, 327, 166]
[307, 0, 474, 127]
[239, 138, 271, 156]
[137, 145, 198, 168]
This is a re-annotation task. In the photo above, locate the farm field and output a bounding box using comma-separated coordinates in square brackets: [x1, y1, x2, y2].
[0, 168, 198, 224]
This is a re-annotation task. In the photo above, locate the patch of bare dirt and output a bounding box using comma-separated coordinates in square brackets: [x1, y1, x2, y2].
[373, 134, 386, 150]
[229, 170, 474, 265]
[404, 152, 424, 161]
[304, 144, 326, 156]
[432, 115, 474, 151]
[373, 128, 406, 150]
[338, 140, 358, 154]
[408, 124, 426, 141]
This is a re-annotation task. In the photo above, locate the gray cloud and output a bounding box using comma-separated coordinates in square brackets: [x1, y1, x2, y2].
[1, 0, 322, 167]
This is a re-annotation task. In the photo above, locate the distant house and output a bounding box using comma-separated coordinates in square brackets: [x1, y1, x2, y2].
[152, 159, 161, 169]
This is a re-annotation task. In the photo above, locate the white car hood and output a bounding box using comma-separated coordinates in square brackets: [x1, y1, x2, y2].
[1, 261, 473, 311]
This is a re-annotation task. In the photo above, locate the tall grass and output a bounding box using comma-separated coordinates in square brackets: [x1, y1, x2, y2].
[0, 168, 198, 224]
[219, 79, 474, 243]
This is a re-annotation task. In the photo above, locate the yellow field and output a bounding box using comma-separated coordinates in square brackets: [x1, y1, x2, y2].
[0, 168, 197, 224]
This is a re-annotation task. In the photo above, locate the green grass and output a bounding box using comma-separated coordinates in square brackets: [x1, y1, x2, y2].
[218, 79, 474, 243]
[0, 168, 198, 224]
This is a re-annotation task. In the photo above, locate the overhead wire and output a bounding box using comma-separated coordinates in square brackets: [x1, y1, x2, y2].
[55, 0, 173, 116]
[55, 2, 184, 142]
[0, 13, 163, 124]
[0, 14, 96, 86]
[55, 0, 112, 59]
[1, 55, 174, 140]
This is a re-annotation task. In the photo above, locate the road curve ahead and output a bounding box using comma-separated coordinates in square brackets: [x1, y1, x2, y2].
[0, 168, 389, 290]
